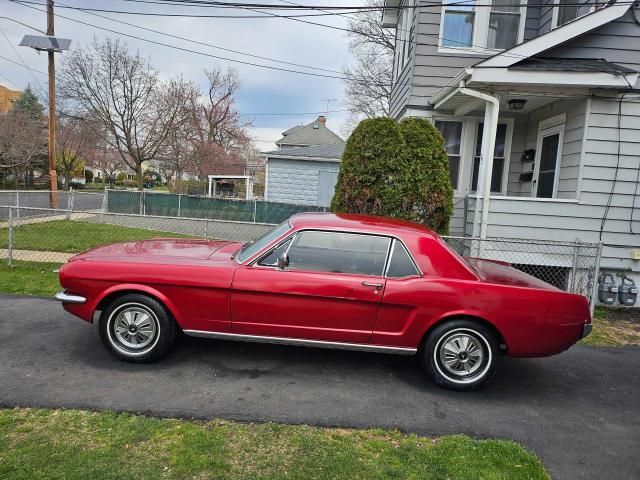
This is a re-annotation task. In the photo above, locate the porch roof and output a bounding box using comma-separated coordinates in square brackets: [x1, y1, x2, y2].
[430, 59, 638, 113]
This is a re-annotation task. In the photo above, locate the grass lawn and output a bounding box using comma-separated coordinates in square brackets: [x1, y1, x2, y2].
[0, 261, 61, 296]
[581, 307, 640, 347]
[2, 220, 195, 253]
[0, 408, 548, 480]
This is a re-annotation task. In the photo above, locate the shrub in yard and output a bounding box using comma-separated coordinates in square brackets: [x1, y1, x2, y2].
[331, 117, 453, 234]
[331, 117, 407, 216]
[398, 117, 453, 234]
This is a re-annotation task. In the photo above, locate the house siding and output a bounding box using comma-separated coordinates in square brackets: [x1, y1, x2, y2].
[266, 159, 339, 207]
[540, 10, 640, 87]
[390, 2, 482, 118]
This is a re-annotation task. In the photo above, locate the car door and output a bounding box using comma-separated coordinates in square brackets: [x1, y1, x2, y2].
[230, 230, 391, 344]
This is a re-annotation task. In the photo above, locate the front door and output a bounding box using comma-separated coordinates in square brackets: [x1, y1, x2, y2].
[533, 126, 564, 198]
[231, 230, 391, 344]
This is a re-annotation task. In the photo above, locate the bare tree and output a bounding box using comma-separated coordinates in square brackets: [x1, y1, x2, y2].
[343, 0, 394, 125]
[59, 37, 194, 190]
[188, 67, 251, 180]
[156, 120, 195, 185]
[56, 112, 96, 189]
[0, 111, 47, 186]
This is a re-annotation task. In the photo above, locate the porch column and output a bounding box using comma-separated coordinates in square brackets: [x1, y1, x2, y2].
[208, 176, 213, 197]
[460, 88, 499, 240]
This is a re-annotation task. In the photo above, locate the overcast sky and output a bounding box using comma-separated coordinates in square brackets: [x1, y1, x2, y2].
[0, 0, 361, 150]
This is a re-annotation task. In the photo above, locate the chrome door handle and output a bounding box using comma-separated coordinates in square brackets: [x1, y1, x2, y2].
[361, 281, 383, 290]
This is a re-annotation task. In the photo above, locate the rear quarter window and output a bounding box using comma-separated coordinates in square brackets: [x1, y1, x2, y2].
[386, 240, 420, 278]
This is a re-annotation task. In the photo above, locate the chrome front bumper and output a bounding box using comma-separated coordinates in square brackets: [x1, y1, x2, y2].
[55, 291, 87, 304]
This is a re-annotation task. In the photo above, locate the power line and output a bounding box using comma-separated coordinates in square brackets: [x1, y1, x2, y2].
[52, 0, 345, 75]
[11, 0, 354, 81]
[13, 1, 374, 19]
[0, 26, 48, 99]
[241, 108, 348, 116]
[0, 53, 48, 76]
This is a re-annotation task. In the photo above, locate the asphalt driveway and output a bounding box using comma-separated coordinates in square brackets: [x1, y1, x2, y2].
[1, 294, 638, 479]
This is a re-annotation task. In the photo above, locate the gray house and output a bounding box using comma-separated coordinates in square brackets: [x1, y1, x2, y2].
[384, 0, 640, 289]
[263, 116, 345, 207]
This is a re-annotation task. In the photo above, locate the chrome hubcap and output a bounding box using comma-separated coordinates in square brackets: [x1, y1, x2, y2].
[112, 306, 157, 350]
[438, 333, 485, 377]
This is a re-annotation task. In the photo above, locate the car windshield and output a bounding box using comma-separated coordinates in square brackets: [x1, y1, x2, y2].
[234, 220, 292, 263]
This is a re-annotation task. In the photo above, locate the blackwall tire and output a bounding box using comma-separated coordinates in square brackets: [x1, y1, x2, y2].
[98, 294, 177, 363]
[421, 319, 500, 391]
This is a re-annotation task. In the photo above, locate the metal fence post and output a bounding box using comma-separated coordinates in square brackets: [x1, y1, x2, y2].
[204, 219, 209, 239]
[7, 207, 13, 267]
[100, 189, 108, 223]
[590, 242, 603, 315]
[139, 191, 144, 216]
[569, 238, 580, 292]
[15, 191, 20, 226]
[177, 194, 181, 217]
[252, 199, 257, 223]
[66, 187, 74, 220]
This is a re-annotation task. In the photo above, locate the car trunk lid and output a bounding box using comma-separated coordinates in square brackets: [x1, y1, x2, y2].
[464, 257, 561, 291]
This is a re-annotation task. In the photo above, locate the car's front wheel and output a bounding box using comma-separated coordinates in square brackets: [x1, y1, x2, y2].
[99, 294, 177, 363]
[421, 319, 499, 391]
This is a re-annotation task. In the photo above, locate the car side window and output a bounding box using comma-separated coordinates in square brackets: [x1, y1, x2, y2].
[257, 238, 292, 267]
[287, 231, 390, 276]
[386, 240, 420, 278]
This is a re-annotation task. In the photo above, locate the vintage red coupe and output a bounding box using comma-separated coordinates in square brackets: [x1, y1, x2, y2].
[56, 213, 592, 390]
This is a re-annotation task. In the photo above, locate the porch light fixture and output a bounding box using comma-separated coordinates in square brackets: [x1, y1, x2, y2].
[508, 99, 527, 111]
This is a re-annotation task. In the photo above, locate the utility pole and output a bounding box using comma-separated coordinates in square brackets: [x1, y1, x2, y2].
[19, 2, 70, 209]
[47, 0, 58, 208]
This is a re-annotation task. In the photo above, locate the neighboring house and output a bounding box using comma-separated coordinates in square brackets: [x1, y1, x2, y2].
[0, 84, 21, 113]
[384, 0, 640, 289]
[263, 116, 345, 207]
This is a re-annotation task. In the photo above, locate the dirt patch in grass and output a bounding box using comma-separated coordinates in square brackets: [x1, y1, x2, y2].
[581, 307, 640, 347]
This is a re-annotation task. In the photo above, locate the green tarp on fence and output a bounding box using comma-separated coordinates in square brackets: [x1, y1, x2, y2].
[106, 190, 326, 224]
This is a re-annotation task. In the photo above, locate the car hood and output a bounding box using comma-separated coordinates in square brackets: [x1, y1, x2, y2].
[464, 257, 560, 291]
[69, 238, 241, 263]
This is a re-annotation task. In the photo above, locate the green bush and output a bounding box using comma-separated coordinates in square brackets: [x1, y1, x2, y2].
[331, 117, 453, 234]
[398, 117, 453, 234]
[331, 118, 407, 216]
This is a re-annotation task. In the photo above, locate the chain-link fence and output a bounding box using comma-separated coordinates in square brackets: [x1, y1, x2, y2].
[443, 236, 601, 306]
[1, 194, 602, 309]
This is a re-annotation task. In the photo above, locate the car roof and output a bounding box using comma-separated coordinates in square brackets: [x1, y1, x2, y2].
[289, 212, 438, 238]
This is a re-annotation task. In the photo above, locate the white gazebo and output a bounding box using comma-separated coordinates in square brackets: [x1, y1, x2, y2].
[207, 175, 254, 200]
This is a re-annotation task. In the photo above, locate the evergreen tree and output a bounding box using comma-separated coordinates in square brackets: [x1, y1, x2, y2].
[11, 86, 45, 122]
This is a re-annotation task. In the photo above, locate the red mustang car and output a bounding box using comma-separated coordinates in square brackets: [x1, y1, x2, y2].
[56, 213, 592, 390]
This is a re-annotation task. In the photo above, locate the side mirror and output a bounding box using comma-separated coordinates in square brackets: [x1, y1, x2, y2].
[277, 253, 289, 270]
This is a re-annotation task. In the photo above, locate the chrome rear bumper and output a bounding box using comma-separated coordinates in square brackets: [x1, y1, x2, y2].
[55, 291, 87, 304]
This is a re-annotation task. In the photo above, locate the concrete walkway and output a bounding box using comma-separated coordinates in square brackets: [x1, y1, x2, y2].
[0, 249, 72, 263]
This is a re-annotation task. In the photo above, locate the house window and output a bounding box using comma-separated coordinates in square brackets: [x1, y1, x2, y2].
[441, 0, 475, 48]
[435, 120, 462, 190]
[487, 0, 521, 49]
[393, 0, 414, 80]
[440, 0, 525, 52]
[556, 0, 580, 26]
[471, 123, 508, 193]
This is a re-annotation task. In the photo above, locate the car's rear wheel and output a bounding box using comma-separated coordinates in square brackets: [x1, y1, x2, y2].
[421, 319, 499, 391]
[99, 294, 177, 363]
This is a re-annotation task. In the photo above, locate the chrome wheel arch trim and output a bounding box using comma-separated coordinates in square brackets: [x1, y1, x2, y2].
[182, 330, 417, 355]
